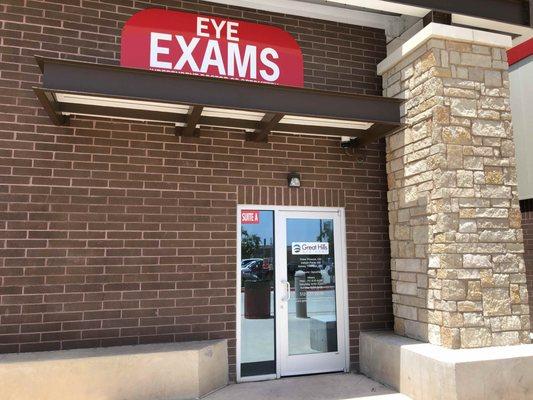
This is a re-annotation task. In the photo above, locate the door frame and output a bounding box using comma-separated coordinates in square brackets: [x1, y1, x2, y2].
[236, 205, 349, 383]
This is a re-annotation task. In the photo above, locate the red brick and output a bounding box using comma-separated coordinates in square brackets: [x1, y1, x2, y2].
[0, 0, 391, 380]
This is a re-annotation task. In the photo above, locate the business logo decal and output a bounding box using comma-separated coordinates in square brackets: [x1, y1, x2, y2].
[291, 242, 329, 255]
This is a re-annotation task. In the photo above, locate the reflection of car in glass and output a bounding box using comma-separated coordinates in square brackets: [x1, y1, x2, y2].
[241, 258, 260, 282]
[241, 267, 258, 282]
[241, 258, 261, 268]
[241, 258, 273, 282]
[242, 258, 262, 274]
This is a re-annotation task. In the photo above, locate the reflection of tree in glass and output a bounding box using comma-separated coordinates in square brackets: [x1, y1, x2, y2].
[241, 228, 261, 258]
[317, 220, 335, 282]
[316, 220, 333, 247]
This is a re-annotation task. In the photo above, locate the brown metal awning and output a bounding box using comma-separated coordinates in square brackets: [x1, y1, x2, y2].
[33, 57, 403, 146]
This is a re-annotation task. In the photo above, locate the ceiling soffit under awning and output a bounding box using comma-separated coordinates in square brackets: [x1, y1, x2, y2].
[33, 57, 403, 148]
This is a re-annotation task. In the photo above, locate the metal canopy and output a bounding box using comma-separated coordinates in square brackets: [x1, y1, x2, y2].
[33, 57, 402, 145]
[322, 0, 532, 36]
[388, 0, 531, 28]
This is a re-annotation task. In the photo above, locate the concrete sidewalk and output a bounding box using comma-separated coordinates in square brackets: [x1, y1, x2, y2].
[205, 373, 411, 400]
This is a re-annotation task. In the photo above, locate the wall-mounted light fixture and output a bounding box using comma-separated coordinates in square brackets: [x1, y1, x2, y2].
[287, 172, 301, 188]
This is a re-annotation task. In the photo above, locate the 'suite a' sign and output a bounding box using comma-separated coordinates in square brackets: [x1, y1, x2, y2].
[121, 9, 304, 87]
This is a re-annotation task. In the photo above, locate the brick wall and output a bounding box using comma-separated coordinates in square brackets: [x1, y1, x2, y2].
[0, 0, 391, 377]
[523, 212, 533, 315]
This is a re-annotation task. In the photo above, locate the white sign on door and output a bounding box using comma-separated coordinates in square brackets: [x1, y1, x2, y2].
[291, 242, 329, 255]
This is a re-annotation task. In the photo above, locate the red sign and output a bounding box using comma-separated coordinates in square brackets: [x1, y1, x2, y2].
[241, 210, 260, 224]
[120, 9, 304, 87]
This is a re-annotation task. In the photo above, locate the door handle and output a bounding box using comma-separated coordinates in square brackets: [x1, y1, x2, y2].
[285, 281, 291, 301]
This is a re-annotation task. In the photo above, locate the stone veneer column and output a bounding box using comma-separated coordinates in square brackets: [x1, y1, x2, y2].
[381, 25, 531, 348]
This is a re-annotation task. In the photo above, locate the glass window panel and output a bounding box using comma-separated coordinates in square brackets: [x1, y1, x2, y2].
[240, 210, 276, 377]
[286, 218, 337, 356]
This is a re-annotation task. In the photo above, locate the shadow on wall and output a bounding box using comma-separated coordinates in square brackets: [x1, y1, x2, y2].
[387, 121, 433, 345]
[521, 211, 533, 318]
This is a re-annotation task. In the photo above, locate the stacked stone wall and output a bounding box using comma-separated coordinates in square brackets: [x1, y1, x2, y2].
[523, 211, 533, 316]
[382, 38, 530, 348]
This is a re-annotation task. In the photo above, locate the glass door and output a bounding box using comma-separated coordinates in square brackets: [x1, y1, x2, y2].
[275, 210, 347, 376]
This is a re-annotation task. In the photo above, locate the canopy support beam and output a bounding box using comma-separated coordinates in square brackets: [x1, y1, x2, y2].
[177, 105, 203, 137]
[34, 88, 69, 126]
[354, 123, 402, 149]
[246, 113, 284, 142]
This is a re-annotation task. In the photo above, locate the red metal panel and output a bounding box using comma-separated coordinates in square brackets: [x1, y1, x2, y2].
[508, 38, 533, 66]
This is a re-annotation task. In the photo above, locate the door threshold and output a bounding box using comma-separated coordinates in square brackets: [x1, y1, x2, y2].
[238, 374, 277, 383]
[280, 370, 346, 379]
